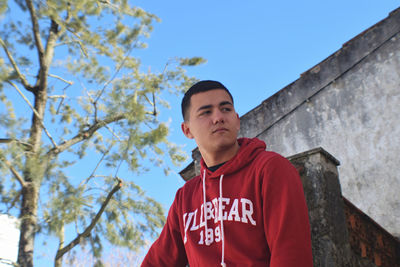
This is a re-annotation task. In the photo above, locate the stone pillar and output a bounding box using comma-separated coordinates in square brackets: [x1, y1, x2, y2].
[288, 147, 355, 267]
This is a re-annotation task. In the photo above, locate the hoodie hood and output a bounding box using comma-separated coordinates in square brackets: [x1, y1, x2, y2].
[200, 137, 266, 179]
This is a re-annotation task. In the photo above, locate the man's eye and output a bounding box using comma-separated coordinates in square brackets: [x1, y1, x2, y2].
[200, 110, 211, 116]
[222, 107, 231, 112]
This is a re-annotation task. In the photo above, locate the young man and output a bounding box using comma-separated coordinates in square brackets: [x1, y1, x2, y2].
[142, 80, 313, 266]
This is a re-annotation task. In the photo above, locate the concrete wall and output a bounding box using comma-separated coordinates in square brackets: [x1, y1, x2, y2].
[238, 8, 400, 238]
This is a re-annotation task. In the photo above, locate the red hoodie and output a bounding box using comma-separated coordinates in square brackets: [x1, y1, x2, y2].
[142, 138, 313, 266]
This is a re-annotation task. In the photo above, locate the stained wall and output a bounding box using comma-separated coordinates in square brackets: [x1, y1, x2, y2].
[238, 8, 400, 237]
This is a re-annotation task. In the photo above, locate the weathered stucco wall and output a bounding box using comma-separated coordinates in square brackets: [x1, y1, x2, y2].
[238, 8, 400, 237]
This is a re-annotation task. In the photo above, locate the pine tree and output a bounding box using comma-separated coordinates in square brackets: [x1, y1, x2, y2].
[0, 1, 204, 266]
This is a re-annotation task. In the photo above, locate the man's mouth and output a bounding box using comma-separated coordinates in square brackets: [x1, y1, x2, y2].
[213, 128, 228, 133]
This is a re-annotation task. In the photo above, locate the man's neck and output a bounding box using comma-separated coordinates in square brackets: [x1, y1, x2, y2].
[201, 142, 240, 167]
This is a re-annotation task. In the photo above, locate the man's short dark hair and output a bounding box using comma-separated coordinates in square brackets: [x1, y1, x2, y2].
[181, 80, 234, 121]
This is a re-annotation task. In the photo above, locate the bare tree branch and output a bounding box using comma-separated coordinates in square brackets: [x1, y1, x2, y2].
[48, 95, 67, 99]
[81, 149, 110, 186]
[143, 94, 154, 108]
[0, 37, 33, 91]
[47, 113, 126, 157]
[25, 0, 44, 64]
[77, 140, 116, 190]
[105, 125, 122, 141]
[8, 81, 58, 148]
[152, 91, 157, 116]
[56, 29, 88, 57]
[48, 74, 73, 85]
[0, 156, 26, 187]
[54, 178, 123, 262]
[0, 138, 32, 150]
[54, 83, 71, 114]
[0, 258, 19, 267]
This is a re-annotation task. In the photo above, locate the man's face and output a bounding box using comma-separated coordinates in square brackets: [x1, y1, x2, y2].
[181, 89, 240, 156]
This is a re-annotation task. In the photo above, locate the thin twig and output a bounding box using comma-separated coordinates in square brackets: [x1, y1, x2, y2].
[48, 95, 67, 99]
[8, 81, 58, 148]
[54, 83, 71, 115]
[0, 138, 32, 150]
[56, 96, 65, 115]
[0, 258, 18, 267]
[114, 129, 133, 177]
[84, 153, 108, 185]
[143, 94, 154, 106]
[52, 81, 72, 115]
[94, 40, 138, 104]
[0, 156, 26, 187]
[69, 32, 88, 57]
[104, 125, 122, 141]
[80, 124, 118, 187]
[48, 74, 73, 85]
[152, 91, 157, 115]
[0, 37, 32, 91]
[83, 85, 98, 121]
[79, 146, 112, 187]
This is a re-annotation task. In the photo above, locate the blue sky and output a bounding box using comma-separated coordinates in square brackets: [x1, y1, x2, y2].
[132, 1, 400, 213]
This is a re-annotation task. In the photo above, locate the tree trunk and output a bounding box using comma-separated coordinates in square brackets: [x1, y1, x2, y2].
[54, 225, 64, 267]
[54, 257, 62, 267]
[17, 183, 39, 267]
[16, 49, 48, 266]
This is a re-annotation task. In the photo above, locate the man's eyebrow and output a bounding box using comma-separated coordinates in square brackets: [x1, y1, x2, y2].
[196, 101, 233, 112]
[196, 104, 212, 112]
[219, 101, 233, 106]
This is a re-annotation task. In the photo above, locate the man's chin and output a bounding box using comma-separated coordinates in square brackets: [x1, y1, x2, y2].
[212, 139, 238, 151]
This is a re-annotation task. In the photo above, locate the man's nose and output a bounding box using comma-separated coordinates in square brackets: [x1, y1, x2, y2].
[212, 109, 224, 124]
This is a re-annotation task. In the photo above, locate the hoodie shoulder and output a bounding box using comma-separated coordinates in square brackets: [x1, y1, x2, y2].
[177, 174, 201, 196]
[254, 150, 291, 165]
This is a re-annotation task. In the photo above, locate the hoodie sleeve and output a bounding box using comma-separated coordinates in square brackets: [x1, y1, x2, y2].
[262, 154, 313, 267]
[141, 189, 188, 267]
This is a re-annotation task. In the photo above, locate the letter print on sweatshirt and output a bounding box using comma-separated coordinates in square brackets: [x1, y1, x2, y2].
[183, 197, 256, 246]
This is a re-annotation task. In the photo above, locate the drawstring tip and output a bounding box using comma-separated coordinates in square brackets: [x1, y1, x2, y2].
[221, 263, 226, 267]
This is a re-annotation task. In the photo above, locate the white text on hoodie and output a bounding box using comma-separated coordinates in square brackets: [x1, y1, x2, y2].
[183, 197, 256, 245]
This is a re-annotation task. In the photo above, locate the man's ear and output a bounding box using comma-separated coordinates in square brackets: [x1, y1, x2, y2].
[181, 122, 194, 139]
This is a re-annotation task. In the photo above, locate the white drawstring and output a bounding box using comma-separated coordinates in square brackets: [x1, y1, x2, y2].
[219, 174, 226, 267]
[202, 170, 210, 246]
[202, 170, 227, 266]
